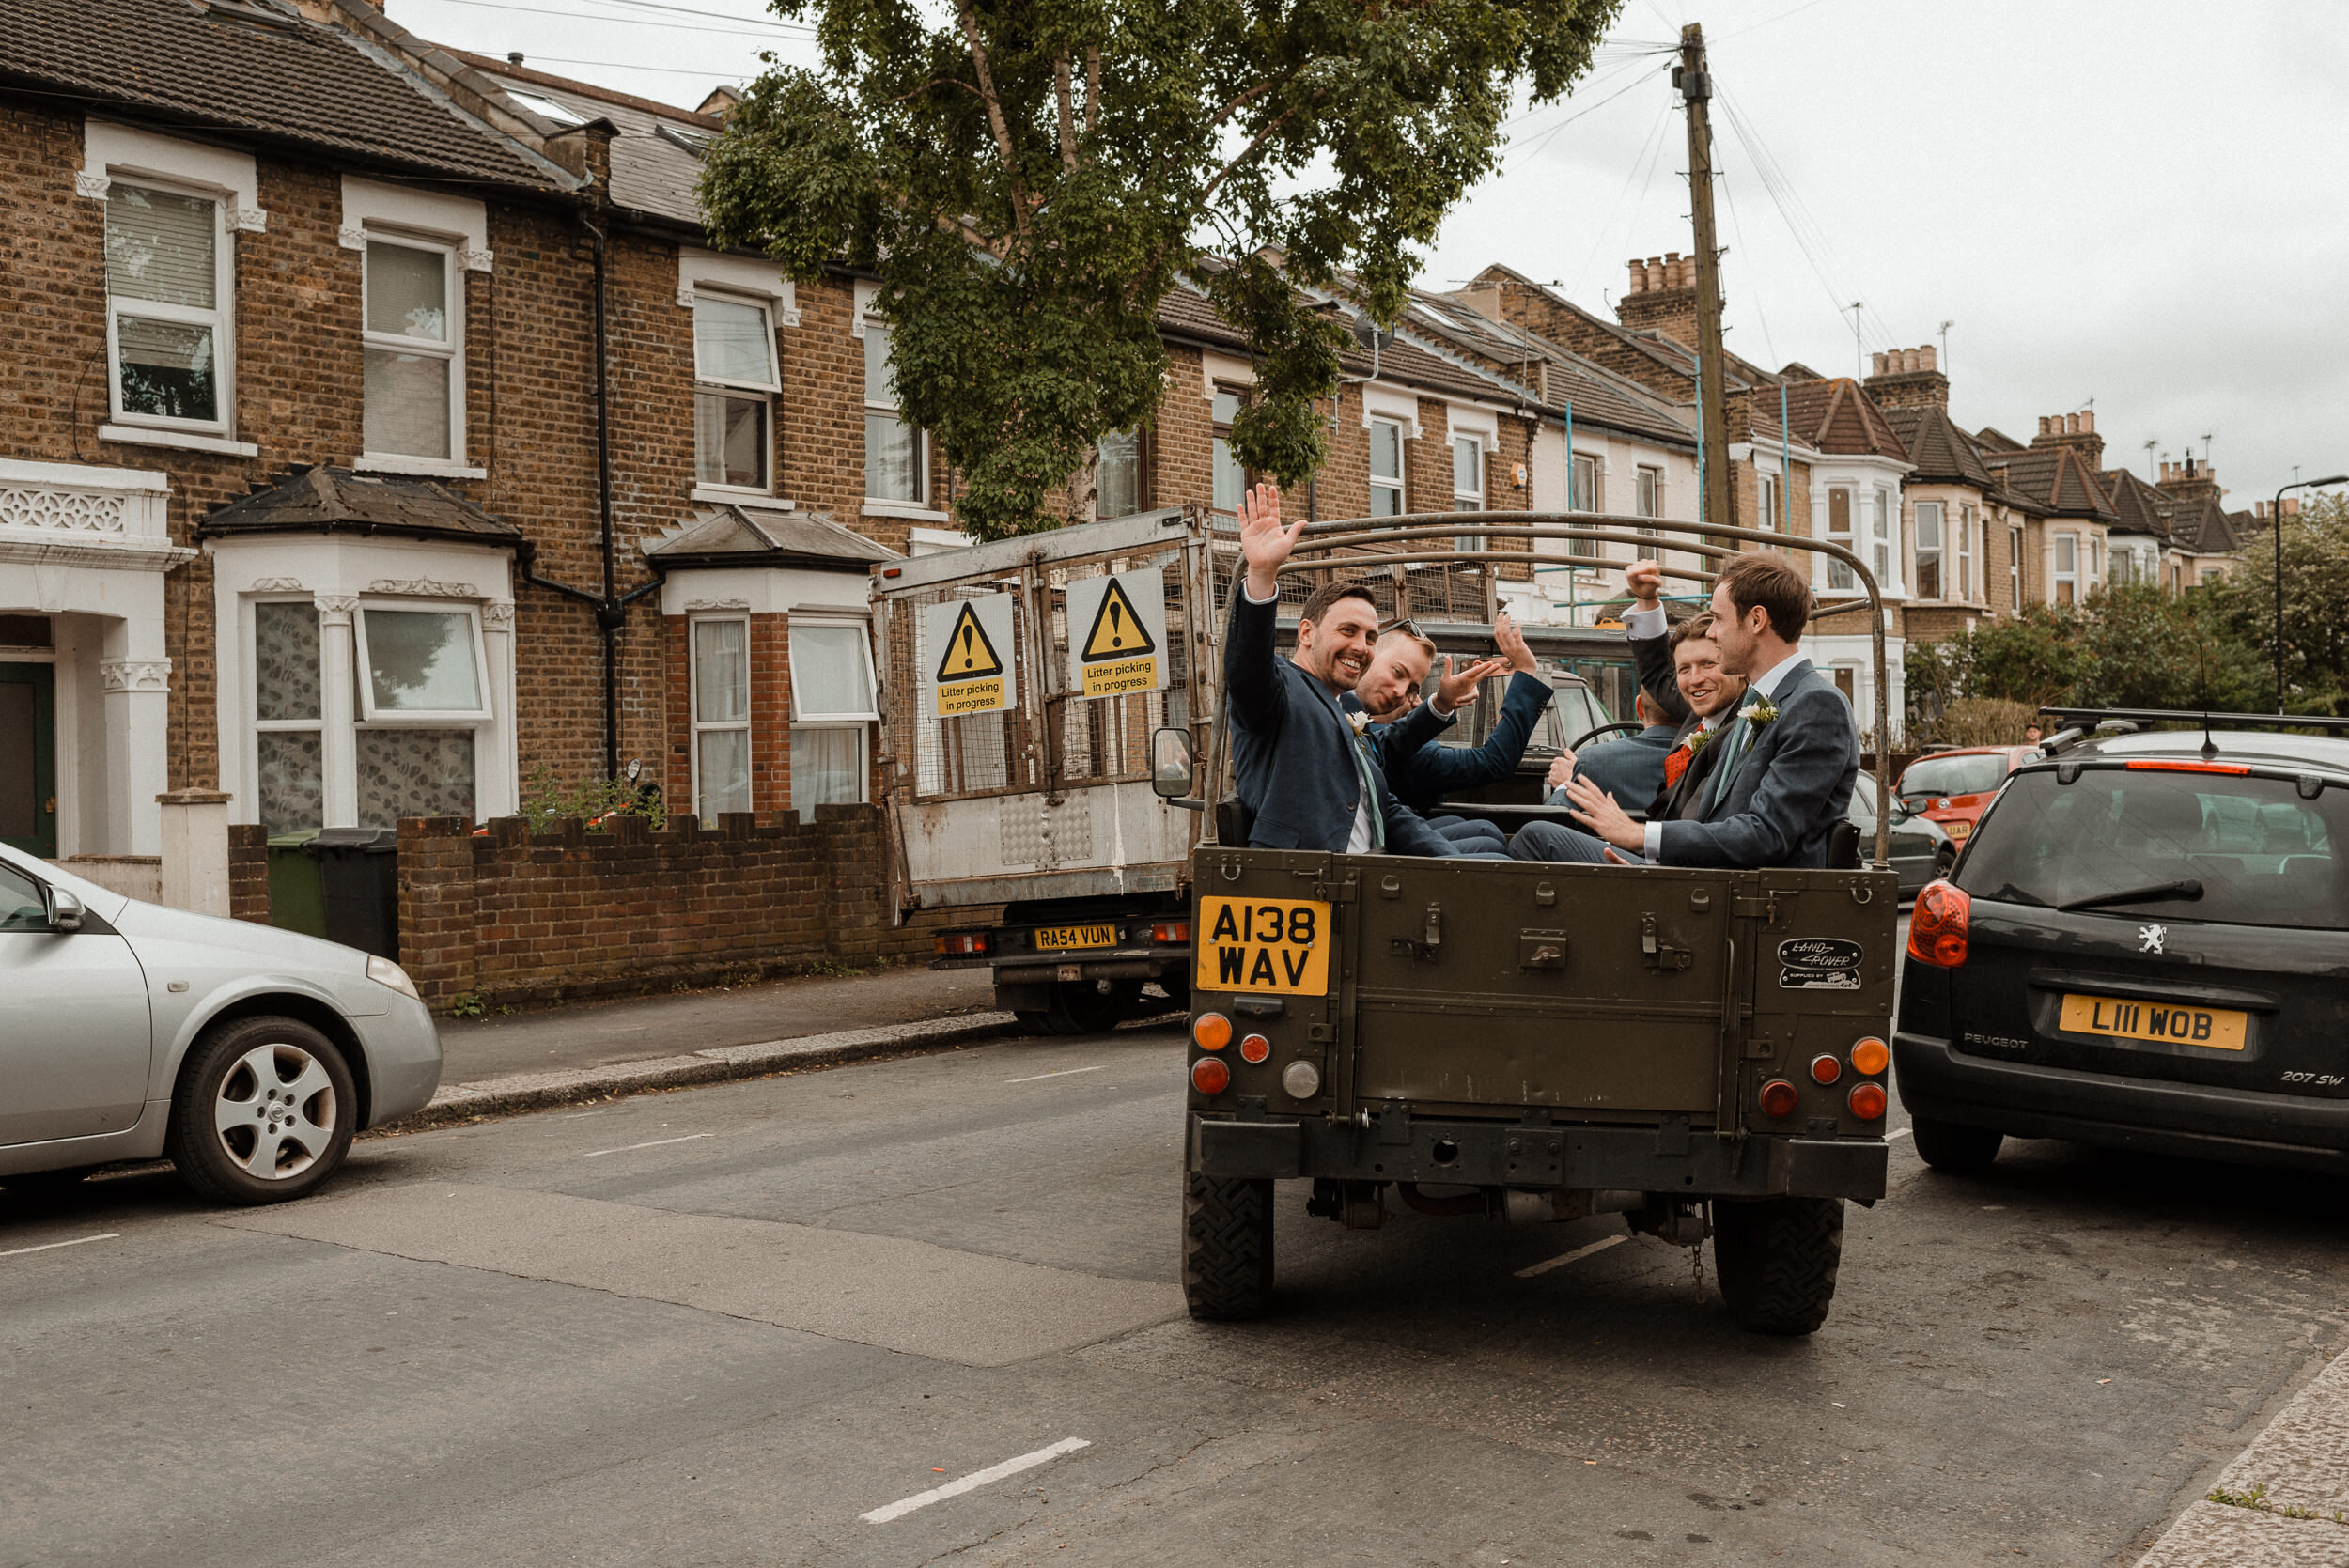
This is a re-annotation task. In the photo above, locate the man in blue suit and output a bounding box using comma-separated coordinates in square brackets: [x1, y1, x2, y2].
[1512, 551, 1858, 870]
[1349, 612, 1551, 850]
[1222, 482, 1464, 856]
[1544, 689, 1676, 813]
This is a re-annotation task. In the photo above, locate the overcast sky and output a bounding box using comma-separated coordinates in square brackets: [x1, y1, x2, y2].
[396, 0, 2349, 506]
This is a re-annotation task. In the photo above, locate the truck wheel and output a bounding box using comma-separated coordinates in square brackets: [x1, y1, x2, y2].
[1184, 1172, 1272, 1320]
[1713, 1196, 1843, 1336]
[1911, 1117, 2003, 1174]
[1045, 978, 1132, 1034]
[1012, 1010, 1054, 1035]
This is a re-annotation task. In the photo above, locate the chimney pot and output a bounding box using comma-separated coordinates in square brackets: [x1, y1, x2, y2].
[1626, 260, 1646, 294]
[2081, 410, 2095, 433]
[1921, 346, 1937, 371]
[1645, 261, 1665, 291]
[1871, 352, 1887, 377]
[2038, 416, 2052, 436]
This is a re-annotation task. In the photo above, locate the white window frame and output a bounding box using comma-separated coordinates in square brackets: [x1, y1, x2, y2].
[691, 287, 780, 496]
[2053, 531, 2078, 606]
[2011, 522, 2024, 608]
[1826, 486, 1856, 591]
[248, 596, 323, 833]
[1873, 486, 1896, 588]
[1368, 415, 1406, 518]
[1914, 501, 1943, 599]
[103, 177, 235, 439]
[1758, 471, 1781, 534]
[1567, 452, 1600, 558]
[689, 613, 754, 821]
[338, 177, 488, 477]
[350, 600, 493, 724]
[1957, 505, 1975, 600]
[1452, 433, 1485, 551]
[787, 617, 881, 723]
[790, 724, 869, 811]
[1635, 463, 1662, 536]
[360, 233, 465, 469]
[858, 284, 929, 510]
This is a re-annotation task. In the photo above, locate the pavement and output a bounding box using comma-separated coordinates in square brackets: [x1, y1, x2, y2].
[10, 1022, 2349, 1564]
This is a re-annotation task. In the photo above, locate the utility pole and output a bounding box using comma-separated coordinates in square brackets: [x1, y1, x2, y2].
[1677, 23, 1733, 535]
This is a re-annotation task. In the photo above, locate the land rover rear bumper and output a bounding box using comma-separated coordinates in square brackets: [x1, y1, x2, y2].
[1188, 1113, 1885, 1201]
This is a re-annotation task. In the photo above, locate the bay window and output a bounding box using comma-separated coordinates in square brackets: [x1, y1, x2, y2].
[1958, 505, 1975, 599]
[1915, 502, 1943, 598]
[690, 616, 751, 820]
[106, 183, 227, 431]
[352, 605, 485, 829]
[1873, 488, 1894, 584]
[363, 238, 459, 462]
[1826, 487, 1855, 589]
[252, 600, 323, 835]
[2053, 532, 2078, 606]
[864, 318, 926, 504]
[789, 621, 880, 812]
[694, 293, 777, 491]
[2011, 523, 2024, 608]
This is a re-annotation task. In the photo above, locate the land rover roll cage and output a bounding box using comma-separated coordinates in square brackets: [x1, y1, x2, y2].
[1195, 510, 1894, 863]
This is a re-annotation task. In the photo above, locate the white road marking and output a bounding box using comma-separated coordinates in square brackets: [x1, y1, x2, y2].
[1, 1232, 120, 1258]
[1516, 1234, 1626, 1279]
[583, 1133, 714, 1158]
[1886, 1127, 1913, 1141]
[862, 1437, 1092, 1524]
[1003, 1065, 1108, 1084]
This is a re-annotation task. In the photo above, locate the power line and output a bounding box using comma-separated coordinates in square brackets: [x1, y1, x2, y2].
[1719, 0, 1842, 43]
[407, 0, 817, 40]
[1561, 97, 1675, 299]
[1715, 80, 1896, 357]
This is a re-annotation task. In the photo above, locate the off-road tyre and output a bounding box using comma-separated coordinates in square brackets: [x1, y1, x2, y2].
[1911, 1116, 2003, 1174]
[166, 1015, 357, 1206]
[1713, 1196, 1843, 1336]
[1183, 1172, 1273, 1320]
[1045, 978, 1137, 1035]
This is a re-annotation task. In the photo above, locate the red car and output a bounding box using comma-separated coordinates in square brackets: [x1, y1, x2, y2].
[1895, 746, 2039, 845]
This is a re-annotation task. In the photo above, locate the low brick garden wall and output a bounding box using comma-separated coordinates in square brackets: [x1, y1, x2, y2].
[384, 805, 981, 1012]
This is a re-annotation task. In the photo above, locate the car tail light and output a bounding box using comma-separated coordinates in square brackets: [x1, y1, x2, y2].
[1151, 921, 1191, 944]
[1907, 881, 1970, 968]
[1191, 1013, 1232, 1051]
[1847, 1082, 1888, 1121]
[2126, 760, 2249, 775]
[934, 931, 989, 956]
[1239, 1033, 1271, 1063]
[1758, 1079, 1799, 1119]
[1190, 1057, 1231, 1095]
[1810, 1053, 1842, 1086]
[1850, 1036, 1890, 1076]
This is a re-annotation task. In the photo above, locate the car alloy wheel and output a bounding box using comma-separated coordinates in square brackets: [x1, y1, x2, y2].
[214, 1042, 338, 1182]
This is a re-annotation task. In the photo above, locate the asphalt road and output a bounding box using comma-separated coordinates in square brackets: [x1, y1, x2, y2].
[7, 1024, 2347, 1567]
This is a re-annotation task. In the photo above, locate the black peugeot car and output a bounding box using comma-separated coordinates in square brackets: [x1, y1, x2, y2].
[1895, 710, 2349, 1176]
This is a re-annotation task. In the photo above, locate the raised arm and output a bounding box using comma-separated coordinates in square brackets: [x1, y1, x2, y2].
[1221, 482, 1303, 736]
[1624, 559, 1690, 727]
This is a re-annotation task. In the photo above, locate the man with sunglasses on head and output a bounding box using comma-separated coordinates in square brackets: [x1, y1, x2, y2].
[1347, 612, 1552, 851]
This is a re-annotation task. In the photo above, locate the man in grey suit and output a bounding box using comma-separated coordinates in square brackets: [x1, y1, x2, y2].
[1511, 551, 1858, 869]
[1543, 690, 1676, 811]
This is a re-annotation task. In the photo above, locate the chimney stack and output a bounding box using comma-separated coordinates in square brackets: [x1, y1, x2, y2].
[1861, 342, 1948, 411]
[2030, 408, 2105, 468]
[2155, 450, 2221, 503]
[1616, 248, 1701, 348]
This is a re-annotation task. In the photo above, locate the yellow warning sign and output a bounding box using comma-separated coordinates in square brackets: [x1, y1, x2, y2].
[926, 597, 1013, 715]
[1069, 570, 1165, 698]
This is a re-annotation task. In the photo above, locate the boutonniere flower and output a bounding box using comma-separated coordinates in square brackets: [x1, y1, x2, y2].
[1347, 710, 1371, 737]
[1684, 724, 1716, 756]
[1748, 695, 1781, 729]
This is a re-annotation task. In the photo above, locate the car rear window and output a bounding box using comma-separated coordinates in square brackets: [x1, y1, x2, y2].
[1957, 768, 2349, 928]
[1902, 753, 2010, 799]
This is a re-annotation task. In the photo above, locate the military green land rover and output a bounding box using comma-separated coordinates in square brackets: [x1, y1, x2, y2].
[1169, 513, 1900, 1335]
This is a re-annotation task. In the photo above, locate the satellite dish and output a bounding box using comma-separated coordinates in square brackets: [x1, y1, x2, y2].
[1351, 314, 1396, 352]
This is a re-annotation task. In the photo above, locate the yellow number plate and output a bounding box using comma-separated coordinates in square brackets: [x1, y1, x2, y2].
[1034, 924, 1116, 951]
[1947, 820, 1971, 841]
[1195, 896, 1331, 996]
[2059, 993, 2248, 1051]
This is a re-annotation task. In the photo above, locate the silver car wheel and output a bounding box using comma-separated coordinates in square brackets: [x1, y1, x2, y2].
[211, 1042, 338, 1182]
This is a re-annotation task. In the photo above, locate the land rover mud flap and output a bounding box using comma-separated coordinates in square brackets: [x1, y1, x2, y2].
[1191, 1113, 1884, 1200]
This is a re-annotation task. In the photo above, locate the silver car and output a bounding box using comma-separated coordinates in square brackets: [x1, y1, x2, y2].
[0, 846, 442, 1204]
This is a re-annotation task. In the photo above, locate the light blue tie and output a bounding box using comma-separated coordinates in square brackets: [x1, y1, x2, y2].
[1704, 695, 1760, 814]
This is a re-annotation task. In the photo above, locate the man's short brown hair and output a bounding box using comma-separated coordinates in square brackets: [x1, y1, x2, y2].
[1298, 580, 1377, 629]
[1667, 610, 1717, 652]
[1715, 551, 1812, 642]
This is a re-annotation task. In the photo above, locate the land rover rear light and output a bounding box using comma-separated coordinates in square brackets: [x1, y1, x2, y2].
[1758, 1079, 1799, 1119]
[1850, 1036, 1890, 1076]
[1151, 920, 1191, 944]
[1281, 1060, 1322, 1099]
[1908, 881, 1970, 969]
[1190, 1057, 1231, 1095]
[934, 931, 989, 956]
[1239, 1033, 1271, 1063]
[1191, 1013, 1232, 1051]
[1809, 1054, 1842, 1086]
[1847, 1082, 1888, 1121]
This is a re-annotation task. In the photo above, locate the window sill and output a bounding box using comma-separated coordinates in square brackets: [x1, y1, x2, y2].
[692, 486, 793, 508]
[861, 500, 951, 521]
[355, 456, 488, 480]
[98, 424, 257, 458]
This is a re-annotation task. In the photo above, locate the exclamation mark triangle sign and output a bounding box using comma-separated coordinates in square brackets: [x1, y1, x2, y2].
[934, 601, 1006, 683]
[1081, 578, 1158, 662]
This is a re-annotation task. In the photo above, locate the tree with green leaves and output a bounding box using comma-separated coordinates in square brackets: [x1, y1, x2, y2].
[2204, 493, 2349, 713]
[698, 0, 1623, 540]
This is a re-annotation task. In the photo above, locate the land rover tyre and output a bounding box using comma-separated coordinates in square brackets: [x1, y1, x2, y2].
[1910, 1116, 2003, 1174]
[1712, 1196, 1843, 1336]
[1183, 1172, 1273, 1320]
[166, 1016, 357, 1205]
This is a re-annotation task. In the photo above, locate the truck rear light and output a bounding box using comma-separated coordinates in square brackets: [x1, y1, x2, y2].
[1758, 1079, 1798, 1119]
[1907, 881, 1970, 969]
[1809, 1054, 1842, 1086]
[1239, 1033, 1271, 1063]
[1151, 921, 1191, 944]
[1847, 1082, 1888, 1121]
[934, 931, 989, 956]
[1190, 1057, 1231, 1095]
[1850, 1036, 1890, 1076]
[1191, 1013, 1232, 1051]
[1281, 1060, 1322, 1099]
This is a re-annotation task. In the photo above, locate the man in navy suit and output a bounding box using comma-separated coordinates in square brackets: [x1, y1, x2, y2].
[1544, 689, 1676, 812]
[1222, 482, 1463, 856]
[1349, 613, 1550, 850]
[1511, 551, 1858, 869]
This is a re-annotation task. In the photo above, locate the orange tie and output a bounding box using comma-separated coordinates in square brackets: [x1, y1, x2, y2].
[1662, 739, 1695, 789]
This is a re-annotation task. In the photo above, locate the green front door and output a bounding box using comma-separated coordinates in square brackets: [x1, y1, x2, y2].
[0, 663, 57, 857]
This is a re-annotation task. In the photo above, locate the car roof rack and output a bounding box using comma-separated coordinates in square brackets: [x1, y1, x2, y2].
[2038, 706, 2349, 735]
